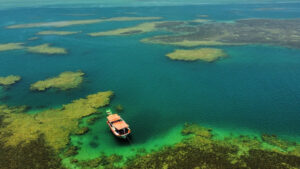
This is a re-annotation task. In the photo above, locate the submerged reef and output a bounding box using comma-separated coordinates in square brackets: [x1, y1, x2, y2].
[123, 123, 300, 169]
[142, 18, 300, 48]
[0, 75, 21, 86]
[89, 22, 160, 36]
[27, 43, 67, 55]
[30, 71, 84, 91]
[6, 17, 162, 29]
[0, 91, 113, 151]
[0, 43, 24, 51]
[0, 135, 64, 169]
[28, 37, 39, 41]
[37, 30, 81, 35]
[89, 21, 186, 37]
[166, 48, 227, 62]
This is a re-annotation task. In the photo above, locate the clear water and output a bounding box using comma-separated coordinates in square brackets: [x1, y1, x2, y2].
[1, 2, 300, 162]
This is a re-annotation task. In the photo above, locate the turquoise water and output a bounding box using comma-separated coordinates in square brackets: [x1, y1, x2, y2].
[1, 3, 300, 161]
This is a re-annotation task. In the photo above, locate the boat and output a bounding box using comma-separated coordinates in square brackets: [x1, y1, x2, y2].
[106, 110, 131, 139]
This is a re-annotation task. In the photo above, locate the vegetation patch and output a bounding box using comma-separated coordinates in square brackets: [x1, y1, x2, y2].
[166, 48, 227, 62]
[6, 17, 162, 29]
[142, 18, 300, 49]
[0, 91, 113, 150]
[30, 71, 84, 91]
[0, 43, 24, 52]
[0, 75, 21, 86]
[37, 30, 81, 35]
[27, 43, 67, 55]
[89, 22, 159, 36]
[123, 124, 300, 169]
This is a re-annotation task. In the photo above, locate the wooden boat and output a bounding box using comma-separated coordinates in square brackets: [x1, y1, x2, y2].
[106, 111, 131, 139]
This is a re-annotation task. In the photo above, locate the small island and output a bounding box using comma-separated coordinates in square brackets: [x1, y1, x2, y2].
[30, 71, 84, 91]
[0, 75, 21, 86]
[166, 48, 227, 62]
[27, 44, 67, 55]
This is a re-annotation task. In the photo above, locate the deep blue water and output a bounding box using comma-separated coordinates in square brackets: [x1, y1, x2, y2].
[1, 3, 300, 155]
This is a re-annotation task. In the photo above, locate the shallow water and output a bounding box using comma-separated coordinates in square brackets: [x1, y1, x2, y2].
[1, 2, 300, 166]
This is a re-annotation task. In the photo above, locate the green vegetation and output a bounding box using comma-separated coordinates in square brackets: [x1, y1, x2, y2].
[123, 123, 300, 169]
[37, 30, 81, 35]
[89, 22, 159, 36]
[6, 17, 162, 29]
[30, 71, 84, 91]
[166, 48, 227, 62]
[0, 43, 24, 51]
[0, 75, 21, 86]
[27, 43, 67, 55]
[0, 91, 113, 151]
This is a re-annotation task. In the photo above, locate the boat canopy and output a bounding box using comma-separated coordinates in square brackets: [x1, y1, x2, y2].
[113, 121, 129, 130]
[107, 114, 121, 122]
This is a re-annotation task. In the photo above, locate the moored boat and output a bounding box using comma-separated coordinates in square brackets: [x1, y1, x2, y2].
[106, 111, 131, 139]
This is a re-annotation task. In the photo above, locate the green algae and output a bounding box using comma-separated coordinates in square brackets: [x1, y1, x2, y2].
[142, 18, 300, 49]
[27, 43, 68, 55]
[37, 30, 81, 35]
[0, 75, 21, 86]
[0, 43, 24, 52]
[30, 71, 84, 91]
[0, 135, 64, 169]
[0, 91, 113, 151]
[166, 48, 227, 62]
[89, 22, 159, 36]
[6, 17, 162, 29]
[122, 124, 300, 169]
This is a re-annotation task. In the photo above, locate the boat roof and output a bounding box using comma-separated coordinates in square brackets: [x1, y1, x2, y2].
[107, 114, 121, 122]
[113, 121, 129, 130]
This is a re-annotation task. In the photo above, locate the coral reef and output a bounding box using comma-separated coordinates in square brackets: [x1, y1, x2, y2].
[28, 37, 39, 41]
[37, 30, 81, 35]
[123, 124, 300, 169]
[89, 22, 159, 36]
[0, 91, 113, 150]
[0, 135, 64, 169]
[142, 18, 300, 49]
[30, 71, 84, 91]
[6, 17, 162, 29]
[166, 48, 227, 62]
[0, 43, 24, 52]
[0, 75, 21, 86]
[63, 146, 79, 157]
[86, 115, 102, 125]
[74, 127, 89, 135]
[142, 38, 234, 47]
[27, 43, 67, 55]
[115, 104, 124, 113]
[262, 134, 296, 150]
[75, 154, 123, 169]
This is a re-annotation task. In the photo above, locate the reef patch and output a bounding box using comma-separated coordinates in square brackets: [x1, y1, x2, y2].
[123, 123, 300, 169]
[0, 75, 21, 86]
[89, 22, 160, 36]
[30, 71, 84, 91]
[6, 16, 162, 29]
[37, 30, 81, 35]
[166, 48, 226, 62]
[142, 18, 300, 49]
[0, 43, 24, 52]
[27, 43, 67, 55]
[0, 91, 113, 150]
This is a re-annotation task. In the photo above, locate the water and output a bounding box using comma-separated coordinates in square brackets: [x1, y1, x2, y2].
[1, 2, 300, 163]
